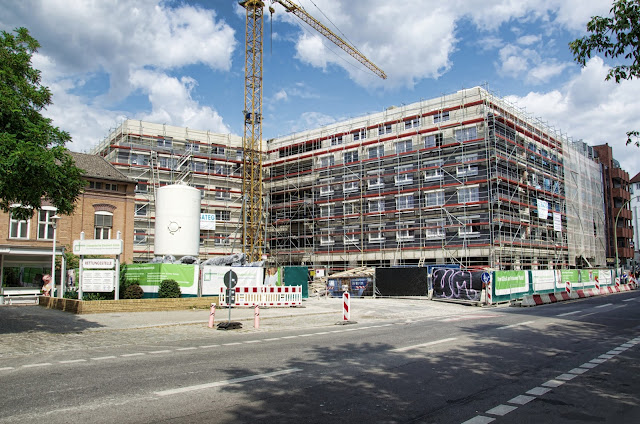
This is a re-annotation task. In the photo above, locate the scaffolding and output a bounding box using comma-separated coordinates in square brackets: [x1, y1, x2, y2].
[92, 120, 245, 263]
[264, 87, 606, 273]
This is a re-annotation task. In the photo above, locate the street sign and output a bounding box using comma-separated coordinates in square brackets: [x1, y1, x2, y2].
[481, 272, 491, 284]
[227, 288, 236, 304]
[73, 239, 123, 255]
[224, 270, 238, 289]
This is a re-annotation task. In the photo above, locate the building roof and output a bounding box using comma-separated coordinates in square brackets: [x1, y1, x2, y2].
[69, 151, 132, 183]
[631, 172, 640, 184]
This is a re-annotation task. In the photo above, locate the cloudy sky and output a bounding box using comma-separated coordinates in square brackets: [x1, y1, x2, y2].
[1, 0, 639, 176]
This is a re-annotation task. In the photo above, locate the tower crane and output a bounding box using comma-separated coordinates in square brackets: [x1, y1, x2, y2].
[239, 0, 386, 262]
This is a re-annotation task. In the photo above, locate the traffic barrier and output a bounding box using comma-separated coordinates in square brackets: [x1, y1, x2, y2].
[254, 304, 260, 329]
[218, 286, 303, 307]
[343, 291, 350, 321]
[565, 280, 571, 294]
[208, 303, 216, 328]
[521, 284, 635, 306]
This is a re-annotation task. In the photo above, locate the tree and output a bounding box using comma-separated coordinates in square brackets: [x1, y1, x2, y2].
[0, 27, 85, 220]
[569, 0, 640, 147]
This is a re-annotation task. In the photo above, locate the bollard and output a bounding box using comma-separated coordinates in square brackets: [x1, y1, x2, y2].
[343, 291, 350, 321]
[486, 281, 492, 306]
[254, 304, 260, 329]
[595, 276, 600, 292]
[565, 281, 571, 295]
[208, 303, 216, 328]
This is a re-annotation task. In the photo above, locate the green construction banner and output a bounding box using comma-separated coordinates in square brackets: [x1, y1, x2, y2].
[123, 264, 198, 296]
[493, 270, 529, 296]
[559, 269, 580, 288]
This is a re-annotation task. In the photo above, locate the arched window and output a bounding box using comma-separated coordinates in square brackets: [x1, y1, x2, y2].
[94, 211, 113, 239]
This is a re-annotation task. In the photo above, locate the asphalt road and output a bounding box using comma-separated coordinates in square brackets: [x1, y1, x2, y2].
[1, 292, 639, 423]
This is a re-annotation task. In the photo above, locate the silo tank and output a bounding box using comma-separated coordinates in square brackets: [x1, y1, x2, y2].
[154, 184, 201, 257]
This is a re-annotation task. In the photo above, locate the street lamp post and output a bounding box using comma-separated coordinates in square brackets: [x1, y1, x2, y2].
[614, 195, 639, 273]
[50, 214, 60, 298]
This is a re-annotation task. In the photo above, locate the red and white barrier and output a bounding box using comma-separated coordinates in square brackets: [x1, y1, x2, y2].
[343, 291, 350, 321]
[521, 284, 636, 306]
[565, 281, 571, 294]
[218, 286, 303, 307]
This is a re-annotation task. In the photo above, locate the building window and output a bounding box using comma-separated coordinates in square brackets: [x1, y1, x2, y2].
[343, 201, 358, 215]
[458, 185, 480, 203]
[368, 145, 385, 159]
[434, 111, 450, 124]
[184, 141, 200, 152]
[94, 211, 113, 239]
[331, 135, 343, 145]
[424, 159, 444, 181]
[9, 213, 29, 239]
[423, 133, 443, 148]
[368, 225, 385, 243]
[454, 127, 478, 142]
[395, 139, 412, 154]
[134, 230, 147, 244]
[396, 194, 414, 210]
[319, 155, 335, 168]
[37, 208, 57, 240]
[105, 183, 118, 191]
[319, 178, 335, 196]
[396, 223, 414, 241]
[135, 204, 148, 216]
[89, 181, 103, 190]
[344, 150, 359, 164]
[130, 153, 149, 166]
[457, 164, 479, 177]
[343, 181, 359, 193]
[458, 215, 481, 237]
[215, 233, 231, 245]
[215, 188, 231, 200]
[425, 219, 445, 239]
[320, 230, 335, 245]
[191, 161, 206, 172]
[404, 117, 420, 130]
[215, 210, 231, 221]
[343, 227, 359, 245]
[425, 190, 444, 207]
[395, 165, 414, 186]
[319, 204, 334, 218]
[368, 198, 385, 213]
[157, 137, 172, 148]
[367, 175, 385, 190]
[135, 180, 148, 193]
[211, 146, 225, 156]
[379, 124, 392, 135]
[353, 128, 367, 141]
[159, 157, 177, 169]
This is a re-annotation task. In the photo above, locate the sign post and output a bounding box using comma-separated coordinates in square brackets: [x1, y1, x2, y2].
[218, 270, 241, 330]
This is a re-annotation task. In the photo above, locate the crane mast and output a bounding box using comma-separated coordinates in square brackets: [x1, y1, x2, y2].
[239, 0, 386, 262]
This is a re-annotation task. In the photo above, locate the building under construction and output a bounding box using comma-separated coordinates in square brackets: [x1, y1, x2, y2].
[92, 87, 606, 270]
[265, 87, 606, 271]
[92, 120, 245, 263]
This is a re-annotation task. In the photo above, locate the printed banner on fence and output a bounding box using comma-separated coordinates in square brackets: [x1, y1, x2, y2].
[494, 271, 529, 296]
[201, 266, 263, 296]
[557, 269, 580, 289]
[531, 270, 556, 292]
[123, 264, 198, 295]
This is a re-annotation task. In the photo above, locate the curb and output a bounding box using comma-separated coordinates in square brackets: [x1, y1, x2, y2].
[521, 284, 635, 306]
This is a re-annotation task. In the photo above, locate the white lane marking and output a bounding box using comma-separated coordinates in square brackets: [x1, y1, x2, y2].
[176, 347, 197, 351]
[121, 353, 145, 357]
[568, 368, 589, 375]
[263, 338, 281, 341]
[0, 367, 15, 371]
[149, 350, 172, 354]
[508, 395, 535, 405]
[379, 324, 394, 327]
[244, 340, 261, 343]
[440, 314, 497, 323]
[315, 332, 330, 335]
[59, 359, 87, 364]
[199, 345, 219, 349]
[557, 310, 582, 317]
[590, 358, 607, 364]
[391, 337, 457, 353]
[23, 363, 51, 368]
[155, 368, 303, 397]
[497, 320, 536, 330]
[299, 334, 314, 337]
[223, 342, 242, 346]
[607, 349, 623, 355]
[281, 336, 298, 339]
[599, 354, 614, 359]
[91, 356, 117, 361]
[556, 373, 577, 381]
[461, 416, 495, 424]
[526, 387, 551, 396]
[486, 404, 517, 416]
[581, 362, 599, 368]
[622, 298, 635, 302]
[542, 379, 565, 388]
[595, 303, 612, 309]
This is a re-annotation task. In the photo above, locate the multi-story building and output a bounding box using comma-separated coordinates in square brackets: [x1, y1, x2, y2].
[265, 87, 605, 271]
[0, 152, 135, 293]
[92, 121, 245, 263]
[593, 144, 634, 268]
[629, 172, 640, 268]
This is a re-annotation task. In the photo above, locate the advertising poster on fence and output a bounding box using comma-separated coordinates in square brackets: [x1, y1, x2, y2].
[531, 270, 556, 292]
[493, 270, 529, 296]
[597, 269, 612, 285]
[201, 266, 263, 296]
[557, 269, 580, 289]
[124, 264, 198, 296]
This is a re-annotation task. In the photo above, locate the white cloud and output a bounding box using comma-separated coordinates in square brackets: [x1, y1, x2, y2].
[517, 34, 542, 45]
[506, 57, 640, 175]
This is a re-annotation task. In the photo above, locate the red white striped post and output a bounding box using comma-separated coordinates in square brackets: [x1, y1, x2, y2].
[486, 282, 492, 305]
[343, 291, 350, 321]
[254, 304, 260, 329]
[208, 303, 216, 328]
[565, 281, 571, 295]
[595, 276, 600, 291]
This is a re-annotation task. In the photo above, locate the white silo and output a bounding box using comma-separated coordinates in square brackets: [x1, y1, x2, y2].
[154, 184, 201, 257]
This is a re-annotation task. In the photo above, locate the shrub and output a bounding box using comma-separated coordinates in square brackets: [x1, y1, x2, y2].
[123, 283, 144, 299]
[158, 279, 181, 298]
[64, 289, 78, 299]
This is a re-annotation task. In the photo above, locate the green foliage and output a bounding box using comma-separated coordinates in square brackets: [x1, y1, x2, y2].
[569, 0, 640, 146]
[0, 27, 85, 220]
[123, 283, 144, 299]
[83, 292, 113, 301]
[63, 289, 78, 299]
[158, 279, 182, 298]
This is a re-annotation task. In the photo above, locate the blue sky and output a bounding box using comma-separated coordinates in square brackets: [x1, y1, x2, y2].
[1, 0, 639, 175]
